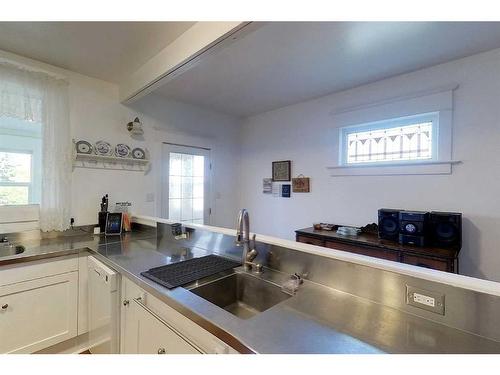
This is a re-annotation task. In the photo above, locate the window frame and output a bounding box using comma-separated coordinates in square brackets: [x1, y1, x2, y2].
[0, 148, 34, 205]
[339, 112, 440, 167]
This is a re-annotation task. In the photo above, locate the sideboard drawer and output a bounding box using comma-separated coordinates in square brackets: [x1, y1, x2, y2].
[325, 241, 400, 262]
[296, 235, 325, 247]
[402, 254, 449, 272]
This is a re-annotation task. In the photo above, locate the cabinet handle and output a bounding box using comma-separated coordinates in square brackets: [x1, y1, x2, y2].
[1, 303, 8, 310]
[157, 348, 166, 354]
[123, 299, 130, 306]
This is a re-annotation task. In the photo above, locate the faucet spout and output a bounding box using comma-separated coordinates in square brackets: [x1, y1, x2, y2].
[235, 208, 250, 246]
[235, 209, 262, 273]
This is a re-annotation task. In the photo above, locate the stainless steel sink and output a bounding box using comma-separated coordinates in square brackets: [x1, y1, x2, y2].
[190, 272, 291, 319]
[0, 244, 25, 257]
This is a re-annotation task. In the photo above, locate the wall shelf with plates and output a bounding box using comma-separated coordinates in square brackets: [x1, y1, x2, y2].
[72, 140, 150, 173]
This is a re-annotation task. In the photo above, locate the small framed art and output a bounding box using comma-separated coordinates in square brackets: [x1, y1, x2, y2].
[272, 160, 291, 181]
[292, 176, 310, 193]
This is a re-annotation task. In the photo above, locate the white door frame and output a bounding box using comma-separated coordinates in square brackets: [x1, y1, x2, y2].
[161, 143, 212, 225]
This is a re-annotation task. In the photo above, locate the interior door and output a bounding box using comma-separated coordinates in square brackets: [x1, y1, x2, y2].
[162, 143, 211, 225]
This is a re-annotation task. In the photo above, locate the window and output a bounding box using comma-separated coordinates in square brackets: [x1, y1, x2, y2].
[0, 116, 42, 205]
[340, 113, 438, 165]
[162, 144, 211, 225]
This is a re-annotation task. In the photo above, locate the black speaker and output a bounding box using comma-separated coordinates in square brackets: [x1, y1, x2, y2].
[378, 209, 400, 241]
[429, 211, 462, 249]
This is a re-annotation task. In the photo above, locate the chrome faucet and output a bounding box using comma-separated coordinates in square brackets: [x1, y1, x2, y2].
[235, 209, 262, 273]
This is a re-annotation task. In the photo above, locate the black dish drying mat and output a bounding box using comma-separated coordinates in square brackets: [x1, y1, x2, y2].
[141, 255, 241, 289]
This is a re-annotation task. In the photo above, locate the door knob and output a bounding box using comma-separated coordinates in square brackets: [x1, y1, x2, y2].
[1, 303, 8, 309]
[157, 348, 166, 354]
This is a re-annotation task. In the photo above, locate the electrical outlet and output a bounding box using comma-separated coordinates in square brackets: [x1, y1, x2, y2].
[146, 193, 155, 202]
[406, 285, 445, 315]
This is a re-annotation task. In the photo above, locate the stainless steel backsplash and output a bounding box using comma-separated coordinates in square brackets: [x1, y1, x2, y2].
[157, 222, 500, 342]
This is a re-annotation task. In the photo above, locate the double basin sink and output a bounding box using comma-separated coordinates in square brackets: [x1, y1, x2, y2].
[188, 270, 292, 320]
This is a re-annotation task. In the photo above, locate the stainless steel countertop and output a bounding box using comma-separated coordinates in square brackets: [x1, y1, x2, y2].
[2, 229, 500, 354]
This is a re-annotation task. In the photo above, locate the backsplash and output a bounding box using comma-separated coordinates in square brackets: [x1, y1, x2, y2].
[157, 222, 500, 343]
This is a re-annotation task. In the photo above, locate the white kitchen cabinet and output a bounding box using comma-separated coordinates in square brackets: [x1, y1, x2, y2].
[121, 277, 237, 354]
[0, 271, 78, 353]
[129, 296, 200, 354]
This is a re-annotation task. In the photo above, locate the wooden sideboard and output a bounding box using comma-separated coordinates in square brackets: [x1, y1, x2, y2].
[295, 227, 459, 273]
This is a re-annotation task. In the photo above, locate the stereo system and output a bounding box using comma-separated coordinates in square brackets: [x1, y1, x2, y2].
[378, 209, 462, 249]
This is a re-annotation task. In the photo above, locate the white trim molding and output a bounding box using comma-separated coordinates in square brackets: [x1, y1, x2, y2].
[327, 160, 462, 176]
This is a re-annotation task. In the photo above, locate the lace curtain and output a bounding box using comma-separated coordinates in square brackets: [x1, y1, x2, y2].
[0, 61, 71, 231]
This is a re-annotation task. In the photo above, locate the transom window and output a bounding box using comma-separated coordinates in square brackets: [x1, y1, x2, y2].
[340, 113, 438, 165]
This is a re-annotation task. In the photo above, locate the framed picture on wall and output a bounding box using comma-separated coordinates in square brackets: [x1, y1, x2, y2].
[292, 175, 310, 193]
[272, 160, 291, 181]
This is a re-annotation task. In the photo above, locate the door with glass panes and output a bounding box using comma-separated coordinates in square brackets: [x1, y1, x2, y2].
[162, 143, 211, 225]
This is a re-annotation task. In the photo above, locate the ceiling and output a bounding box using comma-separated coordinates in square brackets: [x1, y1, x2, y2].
[154, 22, 500, 117]
[0, 22, 195, 83]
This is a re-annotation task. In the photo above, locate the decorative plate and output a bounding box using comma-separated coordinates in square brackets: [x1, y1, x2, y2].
[131, 147, 146, 160]
[95, 141, 112, 156]
[115, 143, 131, 158]
[75, 140, 93, 154]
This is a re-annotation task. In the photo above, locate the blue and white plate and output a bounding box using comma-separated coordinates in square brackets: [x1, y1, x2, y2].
[95, 141, 112, 156]
[115, 143, 131, 158]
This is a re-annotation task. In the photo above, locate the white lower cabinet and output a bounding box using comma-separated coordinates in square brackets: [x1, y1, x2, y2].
[121, 277, 237, 354]
[0, 270, 78, 353]
[128, 297, 200, 354]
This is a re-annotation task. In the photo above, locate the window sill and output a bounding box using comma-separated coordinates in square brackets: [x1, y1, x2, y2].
[327, 160, 461, 176]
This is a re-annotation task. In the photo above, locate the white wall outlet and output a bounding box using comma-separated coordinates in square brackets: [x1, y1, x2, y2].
[406, 285, 445, 315]
[146, 193, 155, 202]
[413, 292, 435, 307]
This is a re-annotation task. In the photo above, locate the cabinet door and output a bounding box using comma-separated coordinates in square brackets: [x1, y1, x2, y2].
[0, 271, 78, 353]
[130, 298, 200, 354]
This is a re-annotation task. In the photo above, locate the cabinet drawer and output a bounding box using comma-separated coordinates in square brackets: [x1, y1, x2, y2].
[402, 254, 449, 272]
[0, 271, 78, 353]
[296, 235, 325, 247]
[325, 241, 400, 262]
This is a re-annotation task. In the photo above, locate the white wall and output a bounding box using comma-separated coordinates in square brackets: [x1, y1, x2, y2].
[0, 49, 242, 231]
[239, 48, 500, 282]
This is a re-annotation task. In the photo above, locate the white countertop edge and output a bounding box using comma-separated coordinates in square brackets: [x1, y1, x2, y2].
[132, 214, 500, 297]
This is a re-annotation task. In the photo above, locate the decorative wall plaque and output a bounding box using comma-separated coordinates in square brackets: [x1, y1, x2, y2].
[292, 175, 310, 193]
